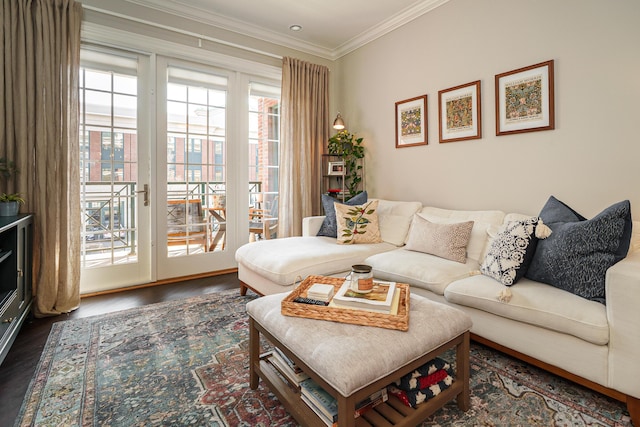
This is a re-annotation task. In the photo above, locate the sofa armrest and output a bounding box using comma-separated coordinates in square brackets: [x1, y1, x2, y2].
[302, 216, 325, 237]
[606, 251, 640, 397]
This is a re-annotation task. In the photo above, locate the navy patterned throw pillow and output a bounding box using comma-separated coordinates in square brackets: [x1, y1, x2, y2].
[316, 191, 368, 238]
[525, 196, 632, 304]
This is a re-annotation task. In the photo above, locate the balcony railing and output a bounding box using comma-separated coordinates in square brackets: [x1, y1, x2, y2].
[81, 181, 264, 258]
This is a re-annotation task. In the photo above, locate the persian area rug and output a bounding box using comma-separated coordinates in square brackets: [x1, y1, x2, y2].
[16, 290, 632, 426]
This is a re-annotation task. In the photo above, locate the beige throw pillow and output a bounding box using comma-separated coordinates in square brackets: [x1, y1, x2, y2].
[405, 214, 474, 263]
[334, 200, 382, 244]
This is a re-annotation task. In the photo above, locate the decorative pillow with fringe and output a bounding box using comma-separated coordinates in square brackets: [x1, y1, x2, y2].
[481, 217, 551, 289]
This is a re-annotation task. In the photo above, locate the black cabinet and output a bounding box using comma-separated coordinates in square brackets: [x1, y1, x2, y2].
[0, 214, 33, 365]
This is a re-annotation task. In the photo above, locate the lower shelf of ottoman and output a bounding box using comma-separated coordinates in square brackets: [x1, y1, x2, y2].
[257, 356, 465, 427]
[250, 317, 470, 427]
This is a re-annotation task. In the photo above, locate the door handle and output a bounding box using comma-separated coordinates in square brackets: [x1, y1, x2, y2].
[136, 184, 150, 206]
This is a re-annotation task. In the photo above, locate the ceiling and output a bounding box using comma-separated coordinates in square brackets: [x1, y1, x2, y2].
[123, 0, 451, 59]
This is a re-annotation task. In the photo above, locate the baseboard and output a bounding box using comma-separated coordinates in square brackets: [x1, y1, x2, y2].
[82, 268, 238, 298]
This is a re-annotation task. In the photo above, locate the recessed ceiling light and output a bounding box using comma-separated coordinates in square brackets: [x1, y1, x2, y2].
[289, 24, 303, 32]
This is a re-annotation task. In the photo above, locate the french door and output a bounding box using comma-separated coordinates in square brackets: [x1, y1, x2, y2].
[79, 47, 152, 294]
[80, 49, 280, 293]
[156, 57, 237, 278]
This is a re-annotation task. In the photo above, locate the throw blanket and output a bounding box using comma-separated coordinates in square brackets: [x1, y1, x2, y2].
[394, 357, 451, 391]
[388, 357, 454, 407]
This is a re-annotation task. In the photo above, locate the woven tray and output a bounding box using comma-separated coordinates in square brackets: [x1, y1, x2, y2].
[281, 275, 410, 331]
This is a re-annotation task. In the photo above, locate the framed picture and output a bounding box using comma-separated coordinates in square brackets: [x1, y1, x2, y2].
[395, 95, 427, 148]
[438, 80, 482, 143]
[495, 60, 555, 136]
[328, 161, 345, 176]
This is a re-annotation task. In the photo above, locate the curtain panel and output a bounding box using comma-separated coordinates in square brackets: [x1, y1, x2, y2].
[1, 0, 83, 317]
[279, 57, 329, 237]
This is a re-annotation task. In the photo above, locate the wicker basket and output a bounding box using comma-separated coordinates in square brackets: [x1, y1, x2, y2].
[281, 275, 410, 331]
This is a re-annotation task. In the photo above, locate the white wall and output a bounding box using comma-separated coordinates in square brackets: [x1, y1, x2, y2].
[336, 0, 640, 219]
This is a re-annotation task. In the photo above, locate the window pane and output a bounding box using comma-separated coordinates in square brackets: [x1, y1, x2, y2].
[114, 94, 137, 127]
[209, 89, 226, 107]
[248, 83, 280, 241]
[166, 66, 228, 256]
[188, 86, 207, 104]
[167, 101, 187, 133]
[79, 59, 139, 268]
[114, 74, 136, 95]
[83, 90, 112, 126]
[167, 83, 187, 102]
[187, 104, 208, 132]
[85, 70, 111, 91]
[209, 107, 225, 135]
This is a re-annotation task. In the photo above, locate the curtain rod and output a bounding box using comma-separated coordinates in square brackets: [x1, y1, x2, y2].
[82, 5, 284, 60]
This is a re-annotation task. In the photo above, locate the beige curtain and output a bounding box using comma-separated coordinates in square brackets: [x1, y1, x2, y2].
[1, 0, 83, 317]
[279, 57, 329, 237]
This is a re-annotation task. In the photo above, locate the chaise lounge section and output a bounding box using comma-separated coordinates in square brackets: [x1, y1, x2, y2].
[235, 197, 640, 423]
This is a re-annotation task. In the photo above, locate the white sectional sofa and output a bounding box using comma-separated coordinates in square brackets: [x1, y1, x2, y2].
[235, 198, 640, 423]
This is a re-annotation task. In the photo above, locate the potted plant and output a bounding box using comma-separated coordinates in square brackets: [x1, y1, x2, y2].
[0, 193, 24, 216]
[0, 158, 23, 217]
[327, 130, 364, 198]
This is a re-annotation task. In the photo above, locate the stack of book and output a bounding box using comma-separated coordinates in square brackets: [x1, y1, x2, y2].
[330, 280, 400, 314]
[300, 378, 388, 426]
[268, 347, 309, 387]
[355, 387, 389, 418]
[300, 379, 338, 426]
[307, 283, 335, 302]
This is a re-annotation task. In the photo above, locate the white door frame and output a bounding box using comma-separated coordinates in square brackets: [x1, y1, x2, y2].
[80, 50, 154, 294]
[155, 56, 239, 279]
[80, 22, 281, 289]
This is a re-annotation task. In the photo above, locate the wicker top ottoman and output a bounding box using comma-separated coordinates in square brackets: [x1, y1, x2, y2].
[247, 291, 472, 426]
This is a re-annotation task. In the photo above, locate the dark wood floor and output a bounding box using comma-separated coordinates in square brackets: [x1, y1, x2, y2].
[0, 272, 240, 427]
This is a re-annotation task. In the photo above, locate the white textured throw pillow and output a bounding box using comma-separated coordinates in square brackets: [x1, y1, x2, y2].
[405, 215, 474, 263]
[481, 217, 550, 287]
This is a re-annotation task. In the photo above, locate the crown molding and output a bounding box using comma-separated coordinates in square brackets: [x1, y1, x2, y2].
[98, 0, 451, 61]
[120, 0, 336, 60]
[334, 0, 451, 58]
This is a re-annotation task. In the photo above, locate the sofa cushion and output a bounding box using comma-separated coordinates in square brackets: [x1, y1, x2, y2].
[235, 236, 396, 286]
[335, 200, 382, 244]
[374, 199, 422, 246]
[418, 207, 505, 263]
[405, 215, 474, 263]
[526, 196, 632, 303]
[444, 275, 609, 345]
[481, 217, 543, 286]
[317, 191, 368, 238]
[365, 249, 480, 295]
